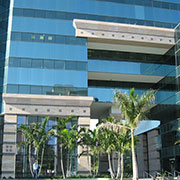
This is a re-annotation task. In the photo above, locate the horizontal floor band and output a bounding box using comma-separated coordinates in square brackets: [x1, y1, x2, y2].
[3, 142, 16, 144]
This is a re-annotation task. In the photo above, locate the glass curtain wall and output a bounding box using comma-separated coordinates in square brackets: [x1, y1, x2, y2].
[148, 26, 180, 172]
[0, 0, 10, 112]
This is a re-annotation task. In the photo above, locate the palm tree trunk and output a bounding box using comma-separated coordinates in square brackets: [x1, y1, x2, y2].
[38, 144, 45, 176]
[131, 129, 138, 180]
[120, 153, 124, 180]
[66, 150, 70, 177]
[95, 153, 99, 176]
[92, 155, 95, 177]
[60, 144, 65, 179]
[108, 153, 114, 179]
[87, 147, 91, 175]
[116, 152, 121, 179]
[69, 151, 72, 177]
[112, 152, 115, 175]
[28, 145, 33, 177]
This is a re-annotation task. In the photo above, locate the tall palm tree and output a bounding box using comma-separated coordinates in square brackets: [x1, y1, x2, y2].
[61, 124, 79, 177]
[79, 128, 100, 177]
[114, 127, 131, 180]
[18, 117, 54, 177]
[98, 127, 116, 179]
[55, 116, 75, 179]
[114, 88, 155, 180]
[98, 116, 130, 179]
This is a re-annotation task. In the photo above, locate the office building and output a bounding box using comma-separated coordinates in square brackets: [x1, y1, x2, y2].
[0, 0, 180, 178]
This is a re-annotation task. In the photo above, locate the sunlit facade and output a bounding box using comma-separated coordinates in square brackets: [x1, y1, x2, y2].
[0, 0, 180, 178]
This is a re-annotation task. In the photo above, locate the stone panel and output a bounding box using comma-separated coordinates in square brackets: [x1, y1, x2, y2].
[3, 144, 16, 154]
[5, 104, 91, 117]
[2, 155, 15, 173]
[4, 115, 17, 124]
[3, 134, 16, 143]
[3, 124, 17, 133]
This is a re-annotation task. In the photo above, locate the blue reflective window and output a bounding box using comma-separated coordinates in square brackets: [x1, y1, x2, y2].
[12, 7, 177, 29]
[42, 86, 52, 95]
[11, 32, 21, 41]
[17, 116, 26, 127]
[45, 35, 55, 43]
[56, 11, 66, 19]
[54, 61, 64, 69]
[21, 33, 32, 41]
[55, 35, 65, 44]
[153, 1, 162, 8]
[23, 9, 34, 17]
[21, 58, 31, 68]
[28, 116, 38, 124]
[30, 86, 42, 94]
[7, 84, 18, 93]
[32, 59, 43, 68]
[35, 34, 45, 42]
[13, 8, 23, 16]
[162, 2, 170, 9]
[144, 0, 152, 6]
[65, 61, 76, 70]
[19, 85, 30, 94]
[44, 60, 54, 69]
[45, 11, 57, 18]
[9, 57, 20, 67]
[34, 9, 46, 18]
[77, 62, 87, 71]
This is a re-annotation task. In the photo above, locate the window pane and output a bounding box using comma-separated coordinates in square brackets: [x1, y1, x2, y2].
[17, 116, 26, 126]
[54, 61, 64, 69]
[77, 62, 87, 71]
[45, 11, 57, 18]
[13, 8, 23, 16]
[55, 35, 65, 44]
[30, 86, 42, 94]
[44, 60, 54, 69]
[9, 57, 20, 67]
[45, 35, 55, 43]
[21, 33, 32, 41]
[28, 116, 38, 124]
[32, 59, 43, 68]
[11, 32, 21, 41]
[65, 61, 76, 70]
[20, 58, 31, 68]
[42, 86, 52, 95]
[34, 10, 45, 18]
[7, 84, 18, 93]
[56, 12, 66, 19]
[19, 85, 30, 94]
[23, 9, 34, 17]
[35, 34, 45, 42]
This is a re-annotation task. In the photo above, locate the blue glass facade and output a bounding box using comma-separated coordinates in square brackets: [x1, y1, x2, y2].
[1, 0, 180, 177]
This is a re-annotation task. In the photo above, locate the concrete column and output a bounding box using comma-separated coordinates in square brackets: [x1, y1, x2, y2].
[1, 114, 17, 178]
[77, 117, 91, 174]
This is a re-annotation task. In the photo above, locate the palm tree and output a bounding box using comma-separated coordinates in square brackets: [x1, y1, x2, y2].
[61, 125, 79, 177]
[98, 126, 116, 179]
[18, 117, 54, 177]
[114, 127, 131, 180]
[114, 88, 155, 180]
[98, 116, 130, 179]
[55, 116, 75, 179]
[79, 128, 100, 177]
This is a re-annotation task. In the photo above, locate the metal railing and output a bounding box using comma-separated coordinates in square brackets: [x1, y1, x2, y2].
[143, 171, 154, 179]
[165, 170, 174, 178]
[154, 171, 169, 180]
[174, 170, 180, 177]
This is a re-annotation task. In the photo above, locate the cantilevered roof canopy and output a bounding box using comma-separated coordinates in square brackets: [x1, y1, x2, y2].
[73, 19, 175, 55]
